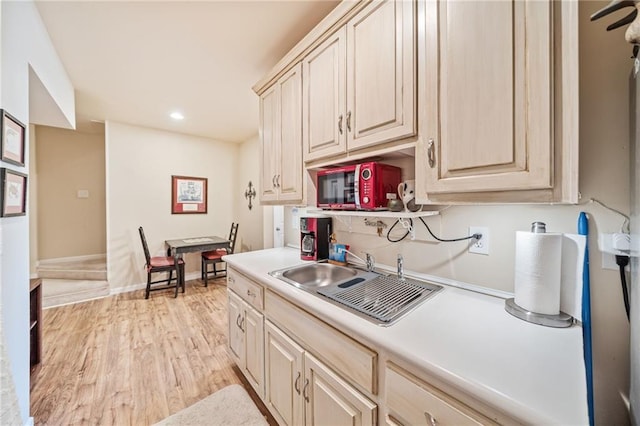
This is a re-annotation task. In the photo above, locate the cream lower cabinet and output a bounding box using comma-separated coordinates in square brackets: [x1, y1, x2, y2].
[416, 0, 578, 203]
[385, 363, 499, 426]
[264, 320, 377, 426]
[228, 291, 264, 398]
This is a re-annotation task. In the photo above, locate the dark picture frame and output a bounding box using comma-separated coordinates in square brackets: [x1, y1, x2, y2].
[1, 168, 27, 217]
[171, 175, 207, 214]
[0, 110, 26, 167]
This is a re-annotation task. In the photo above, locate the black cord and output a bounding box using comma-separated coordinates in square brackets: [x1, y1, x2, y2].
[615, 254, 631, 321]
[386, 219, 412, 242]
[418, 217, 482, 242]
[385, 217, 482, 243]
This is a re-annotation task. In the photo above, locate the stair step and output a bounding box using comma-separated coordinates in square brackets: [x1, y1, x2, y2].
[37, 256, 107, 281]
[42, 279, 110, 308]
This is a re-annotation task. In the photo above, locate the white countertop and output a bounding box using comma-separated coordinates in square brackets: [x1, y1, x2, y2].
[224, 247, 588, 425]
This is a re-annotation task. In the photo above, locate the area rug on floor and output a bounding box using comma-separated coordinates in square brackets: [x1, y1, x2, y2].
[154, 384, 268, 426]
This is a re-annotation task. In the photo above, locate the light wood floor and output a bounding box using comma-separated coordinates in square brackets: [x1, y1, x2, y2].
[30, 278, 276, 426]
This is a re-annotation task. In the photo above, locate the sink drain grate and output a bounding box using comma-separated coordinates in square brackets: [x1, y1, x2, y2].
[318, 275, 442, 324]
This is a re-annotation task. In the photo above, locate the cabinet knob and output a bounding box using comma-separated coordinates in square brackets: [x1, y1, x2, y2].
[427, 138, 436, 168]
[338, 114, 344, 135]
[424, 412, 437, 426]
[346, 111, 352, 132]
[303, 378, 310, 402]
[294, 372, 301, 394]
[228, 276, 235, 283]
[247, 289, 255, 298]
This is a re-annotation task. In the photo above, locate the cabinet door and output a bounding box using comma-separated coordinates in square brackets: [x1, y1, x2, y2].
[227, 291, 244, 365]
[260, 84, 279, 202]
[385, 365, 495, 426]
[265, 321, 304, 426]
[303, 27, 347, 161]
[278, 63, 304, 201]
[420, 0, 553, 195]
[244, 304, 265, 398]
[347, 0, 416, 150]
[304, 353, 376, 426]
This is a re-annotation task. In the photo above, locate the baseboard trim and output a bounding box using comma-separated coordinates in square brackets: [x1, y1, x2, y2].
[39, 253, 107, 265]
[109, 271, 204, 296]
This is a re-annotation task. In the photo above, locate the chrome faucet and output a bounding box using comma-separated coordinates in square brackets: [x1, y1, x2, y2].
[397, 254, 404, 280]
[339, 248, 375, 272]
[366, 253, 375, 272]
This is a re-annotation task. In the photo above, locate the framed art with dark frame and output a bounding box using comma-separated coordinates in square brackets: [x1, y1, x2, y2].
[0, 110, 26, 167]
[171, 175, 207, 214]
[1, 168, 27, 217]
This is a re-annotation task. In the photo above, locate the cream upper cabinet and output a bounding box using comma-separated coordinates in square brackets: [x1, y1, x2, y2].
[416, 0, 578, 203]
[303, 0, 416, 162]
[303, 28, 347, 161]
[259, 63, 304, 204]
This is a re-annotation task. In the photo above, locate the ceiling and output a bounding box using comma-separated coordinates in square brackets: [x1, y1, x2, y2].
[34, 0, 340, 142]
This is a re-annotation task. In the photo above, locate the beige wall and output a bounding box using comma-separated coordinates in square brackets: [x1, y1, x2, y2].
[35, 125, 106, 259]
[106, 121, 238, 291]
[280, 3, 631, 424]
[235, 134, 264, 252]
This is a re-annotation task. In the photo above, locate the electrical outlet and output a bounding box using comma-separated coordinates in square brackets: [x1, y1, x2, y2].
[469, 226, 489, 255]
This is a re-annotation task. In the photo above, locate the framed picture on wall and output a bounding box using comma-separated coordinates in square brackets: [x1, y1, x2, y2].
[1, 168, 27, 217]
[171, 175, 207, 214]
[0, 110, 26, 167]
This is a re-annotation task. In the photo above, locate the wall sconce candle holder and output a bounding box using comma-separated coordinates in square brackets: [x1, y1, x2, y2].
[244, 181, 257, 210]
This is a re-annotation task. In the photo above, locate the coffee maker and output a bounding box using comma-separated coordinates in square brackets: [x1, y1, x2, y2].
[300, 217, 332, 261]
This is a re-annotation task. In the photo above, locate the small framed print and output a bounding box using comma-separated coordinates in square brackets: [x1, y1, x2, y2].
[1, 168, 27, 217]
[171, 175, 207, 214]
[0, 110, 25, 167]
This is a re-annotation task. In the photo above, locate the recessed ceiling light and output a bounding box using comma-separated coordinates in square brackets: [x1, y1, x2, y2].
[170, 111, 184, 120]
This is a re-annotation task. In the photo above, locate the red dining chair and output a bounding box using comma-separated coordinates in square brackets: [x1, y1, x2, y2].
[201, 223, 239, 286]
[139, 226, 184, 299]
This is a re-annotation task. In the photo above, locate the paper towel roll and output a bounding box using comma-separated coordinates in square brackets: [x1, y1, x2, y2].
[514, 231, 563, 315]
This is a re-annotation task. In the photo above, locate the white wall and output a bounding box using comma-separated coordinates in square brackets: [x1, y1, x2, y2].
[0, 1, 75, 422]
[36, 126, 106, 259]
[280, 3, 632, 424]
[105, 121, 238, 292]
[235, 134, 264, 253]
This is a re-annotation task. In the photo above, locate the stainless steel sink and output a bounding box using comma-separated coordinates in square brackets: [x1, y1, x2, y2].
[269, 261, 443, 326]
[270, 262, 372, 290]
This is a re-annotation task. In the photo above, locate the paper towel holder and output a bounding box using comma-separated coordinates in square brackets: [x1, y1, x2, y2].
[505, 298, 574, 328]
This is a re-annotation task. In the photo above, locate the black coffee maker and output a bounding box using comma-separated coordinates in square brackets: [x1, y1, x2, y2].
[300, 217, 332, 261]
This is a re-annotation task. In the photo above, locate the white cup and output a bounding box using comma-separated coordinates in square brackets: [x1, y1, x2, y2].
[397, 180, 415, 212]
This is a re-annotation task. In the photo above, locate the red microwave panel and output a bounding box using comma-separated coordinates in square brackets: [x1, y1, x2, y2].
[317, 162, 401, 210]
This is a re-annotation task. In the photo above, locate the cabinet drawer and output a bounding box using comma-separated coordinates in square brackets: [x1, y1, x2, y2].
[228, 268, 264, 310]
[385, 364, 497, 426]
[265, 290, 377, 394]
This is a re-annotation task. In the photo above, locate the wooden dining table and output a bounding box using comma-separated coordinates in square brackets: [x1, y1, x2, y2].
[165, 236, 231, 292]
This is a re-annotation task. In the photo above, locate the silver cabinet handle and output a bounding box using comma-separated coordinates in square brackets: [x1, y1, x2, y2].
[236, 313, 242, 329]
[338, 114, 343, 135]
[424, 412, 437, 426]
[294, 372, 301, 394]
[302, 378, 310, 402]
[276, 175, 281, 187]
[346, 111, 351, 132]
[427, 138, 436, 168]
[272, 175, 277, 188]
[240, 316, 245, 332]
[247, 289, 255, 298]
